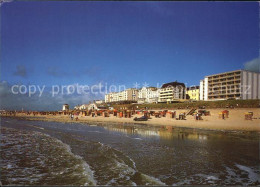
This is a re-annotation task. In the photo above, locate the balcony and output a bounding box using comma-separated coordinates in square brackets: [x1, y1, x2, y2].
[208, 92, 241, 96]
[208, 73, 241, 81]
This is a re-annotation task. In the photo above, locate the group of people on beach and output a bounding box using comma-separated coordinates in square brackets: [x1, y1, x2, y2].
[70, 114, 78, 121]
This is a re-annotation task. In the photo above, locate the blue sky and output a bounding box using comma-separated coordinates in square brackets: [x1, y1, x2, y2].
[0, 1, 259, 110]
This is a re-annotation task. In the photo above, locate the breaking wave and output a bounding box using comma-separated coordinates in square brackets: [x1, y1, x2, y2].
[1, 127, 165, 186]
[1, 127, 96, 185]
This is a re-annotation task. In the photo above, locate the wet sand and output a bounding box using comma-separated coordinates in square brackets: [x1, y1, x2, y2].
[2, 108, 260, 132]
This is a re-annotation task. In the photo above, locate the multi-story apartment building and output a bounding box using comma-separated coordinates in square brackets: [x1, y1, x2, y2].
[200, 70, 260, 100]
[158, 82, 186, 103]
[105, 92, 113, 103]
[105, 95, 108, 103]
[138, 87, 160, 103]
[187, 86, 200, 100]
[105, 88, 138, 103]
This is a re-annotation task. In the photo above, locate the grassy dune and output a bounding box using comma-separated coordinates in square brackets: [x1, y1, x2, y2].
[111, 99, 260, 110]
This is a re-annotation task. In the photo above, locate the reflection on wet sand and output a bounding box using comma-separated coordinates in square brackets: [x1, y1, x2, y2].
[103, 124, 210, 141]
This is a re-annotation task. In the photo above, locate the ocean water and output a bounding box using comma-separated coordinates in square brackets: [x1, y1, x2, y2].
[1, 127, 96, 186]
[1, 117, 260, 185]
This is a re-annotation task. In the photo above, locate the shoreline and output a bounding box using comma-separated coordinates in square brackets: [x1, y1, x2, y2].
[2, 108, 260, 132]
[2, 116, 259, 135]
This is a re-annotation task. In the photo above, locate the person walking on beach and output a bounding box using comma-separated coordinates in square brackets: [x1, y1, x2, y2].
[71, 114, 74, 120]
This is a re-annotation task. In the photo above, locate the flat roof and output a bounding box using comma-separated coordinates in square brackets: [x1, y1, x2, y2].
[205, 70, 241, 77]
[205, 69, 260, 78]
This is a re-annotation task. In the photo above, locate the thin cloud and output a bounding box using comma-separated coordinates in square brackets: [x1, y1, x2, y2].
[13, 65, 27, 78]
[0, 81, 104, 111]
[243, 58, 260, 73]
[46, 66, 106, 84]
[46, 66, 102, 78]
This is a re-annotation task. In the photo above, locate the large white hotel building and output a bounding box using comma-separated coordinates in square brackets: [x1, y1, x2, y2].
[105, 88, 138, 103]
[200, 70, 260, 101]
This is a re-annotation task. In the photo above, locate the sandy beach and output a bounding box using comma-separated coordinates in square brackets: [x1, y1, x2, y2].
[2, 108, 260, 132]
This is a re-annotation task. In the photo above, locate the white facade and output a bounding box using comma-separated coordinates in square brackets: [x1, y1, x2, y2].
[95, 100, 104, 104]
[74, 103, 104, 110]
[105, 89, 138, 103]
[204, 77, 208, 100]
[79, 104, 88, 110]
[105, 94, 109, 103]
[241, 70, 260, 100]
[199, 80, 205, 100]
[199, 78, 208, 100]
[62, 104, 69, 111]
[138, 87, 160, 103]
[88, 103, 98, 110]
[200, 70, 260, 100]
[158, 82, 186, 103]
[74, 104, 89, 110]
